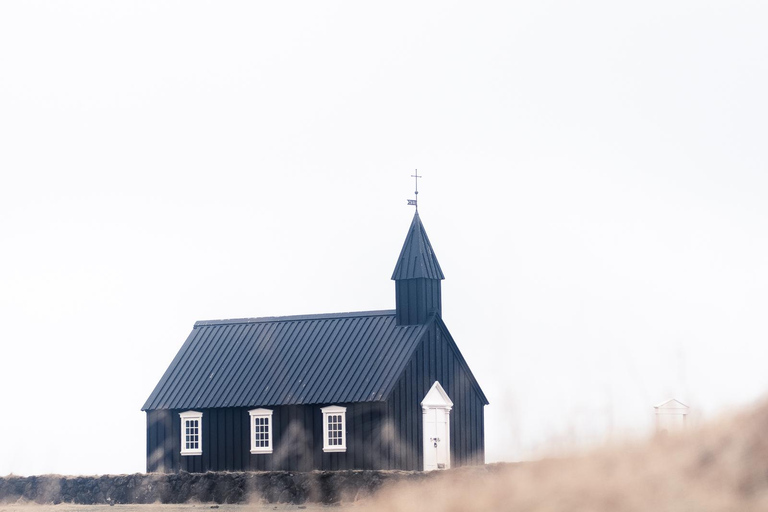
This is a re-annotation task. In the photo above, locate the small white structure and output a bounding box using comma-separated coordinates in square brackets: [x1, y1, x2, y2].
[654, 399, 689, 433]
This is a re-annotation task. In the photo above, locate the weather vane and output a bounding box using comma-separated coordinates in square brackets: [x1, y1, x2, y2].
[407, 170, 421, 210]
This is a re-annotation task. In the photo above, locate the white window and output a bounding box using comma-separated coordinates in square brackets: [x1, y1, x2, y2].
[179, 411, 203, 456]
[248, 408, 273, 454]
[321, 405, 346, 452]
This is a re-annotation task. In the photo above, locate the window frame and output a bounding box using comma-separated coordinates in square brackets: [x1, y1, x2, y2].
[179, 410, 203, 456]
[248, 408, 274, 454]
[321, 405, 347, 452]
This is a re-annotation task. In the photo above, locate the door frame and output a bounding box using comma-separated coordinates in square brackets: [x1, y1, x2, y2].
[421, 381, 453, 471]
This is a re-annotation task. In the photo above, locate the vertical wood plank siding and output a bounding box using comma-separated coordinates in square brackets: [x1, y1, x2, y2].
[148, 402, 392, 472]
[395, 279, 441, 325]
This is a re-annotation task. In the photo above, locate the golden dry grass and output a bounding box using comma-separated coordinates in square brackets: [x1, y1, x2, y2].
[361, 398, 768, 512]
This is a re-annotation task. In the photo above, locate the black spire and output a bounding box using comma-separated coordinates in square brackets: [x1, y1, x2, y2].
[392, 212, 444, 325]
[392, 212, 444, 280]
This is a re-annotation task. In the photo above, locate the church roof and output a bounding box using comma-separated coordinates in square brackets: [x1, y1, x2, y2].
[142, 310, 428, 411]
[391, 212, 445, 280]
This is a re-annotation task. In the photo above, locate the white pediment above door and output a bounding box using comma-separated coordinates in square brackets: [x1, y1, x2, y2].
[421, 381, 453, 410]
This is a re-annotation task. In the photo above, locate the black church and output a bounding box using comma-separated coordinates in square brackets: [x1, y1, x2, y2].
[142, 212, 488, 472]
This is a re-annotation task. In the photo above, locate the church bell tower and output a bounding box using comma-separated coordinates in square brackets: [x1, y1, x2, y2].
[391, 212, 445, 325]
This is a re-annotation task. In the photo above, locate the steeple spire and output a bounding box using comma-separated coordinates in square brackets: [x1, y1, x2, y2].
[392, 212, 445, 325]
[391, 212, 445, 281]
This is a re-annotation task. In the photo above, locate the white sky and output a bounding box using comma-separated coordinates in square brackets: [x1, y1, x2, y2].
[1, 1, 767, 476]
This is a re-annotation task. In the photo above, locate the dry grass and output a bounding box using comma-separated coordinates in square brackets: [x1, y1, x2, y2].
[361, 398, 768, 512]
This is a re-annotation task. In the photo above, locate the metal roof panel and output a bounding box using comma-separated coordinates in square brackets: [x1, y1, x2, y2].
[142, 310, 427, 410]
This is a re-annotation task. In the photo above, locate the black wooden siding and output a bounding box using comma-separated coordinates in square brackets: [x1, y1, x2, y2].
[147, 319, 485, 473]
[386, 318, 485, 470]
[147, 402, 396, 473]
[395, 278, 442, 325]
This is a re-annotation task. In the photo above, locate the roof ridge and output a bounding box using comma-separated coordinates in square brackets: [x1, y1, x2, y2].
[194, 309, 396, 327]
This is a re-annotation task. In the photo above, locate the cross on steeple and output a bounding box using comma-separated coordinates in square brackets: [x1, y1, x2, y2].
[408, 170, 422, 210]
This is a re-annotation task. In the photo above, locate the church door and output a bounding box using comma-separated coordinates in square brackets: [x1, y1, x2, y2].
[422, 381, 453, 471]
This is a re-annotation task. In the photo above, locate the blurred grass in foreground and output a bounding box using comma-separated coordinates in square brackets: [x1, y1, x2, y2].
[362, 398, 768, 512]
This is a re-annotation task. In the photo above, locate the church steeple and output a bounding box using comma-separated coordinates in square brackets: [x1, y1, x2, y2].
[392, 212, 445, 325]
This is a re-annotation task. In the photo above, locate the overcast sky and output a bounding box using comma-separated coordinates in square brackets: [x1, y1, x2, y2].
[1, 1, 767, 476]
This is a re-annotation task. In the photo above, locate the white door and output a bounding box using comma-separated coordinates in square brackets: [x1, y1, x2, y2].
[422, 381, 453, 471]
[423, 406, 449, 470]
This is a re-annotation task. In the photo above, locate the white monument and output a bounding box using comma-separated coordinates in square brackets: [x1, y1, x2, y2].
[654, 398, 689, 433]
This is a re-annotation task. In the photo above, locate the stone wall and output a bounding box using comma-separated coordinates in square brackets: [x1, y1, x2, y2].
[0, 470, 433, 505]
